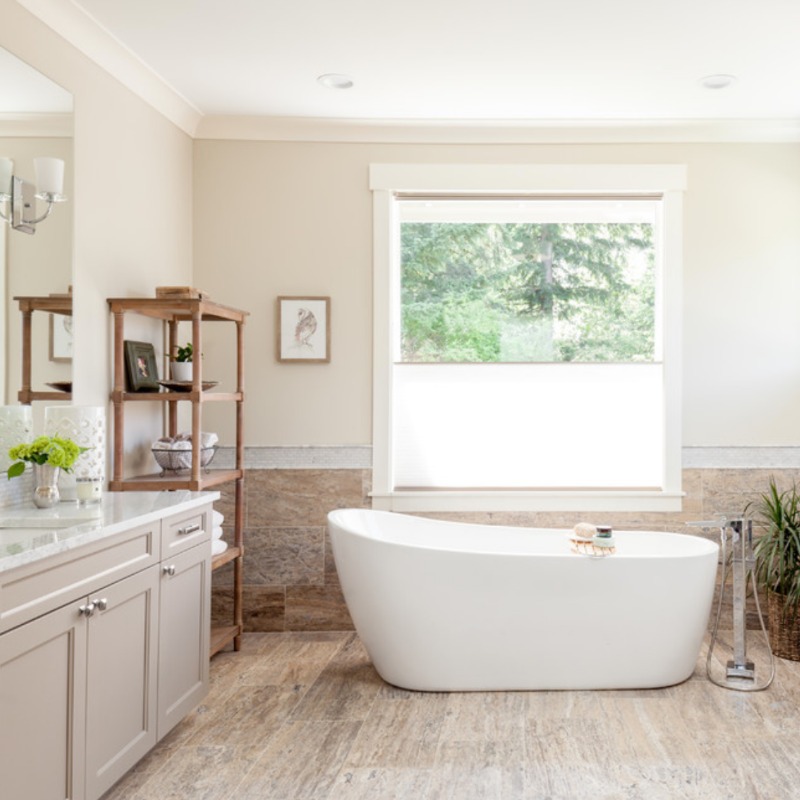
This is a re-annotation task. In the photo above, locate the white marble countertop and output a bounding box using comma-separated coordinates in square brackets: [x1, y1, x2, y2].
[0, 490, 220, 574]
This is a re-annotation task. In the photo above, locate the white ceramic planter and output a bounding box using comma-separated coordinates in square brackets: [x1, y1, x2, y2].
[171, 361, 193, 382]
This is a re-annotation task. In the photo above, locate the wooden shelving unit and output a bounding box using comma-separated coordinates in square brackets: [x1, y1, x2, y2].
[107, 295, 248, 656]
[14, 294, 73, 403]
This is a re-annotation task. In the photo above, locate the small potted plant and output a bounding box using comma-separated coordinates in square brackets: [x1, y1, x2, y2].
[748, 477, 800, 660]
[171, 342, 193, 382]
[7, 435, 89, 508]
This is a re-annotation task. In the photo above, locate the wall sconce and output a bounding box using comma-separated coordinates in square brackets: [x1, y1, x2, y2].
[0, 156, 67, 235]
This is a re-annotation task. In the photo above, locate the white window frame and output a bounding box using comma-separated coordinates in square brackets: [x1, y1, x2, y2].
[370, 164, 687, 512]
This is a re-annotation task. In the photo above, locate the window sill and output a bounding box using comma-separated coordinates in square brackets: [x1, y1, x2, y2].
[370, 490, 684, 513]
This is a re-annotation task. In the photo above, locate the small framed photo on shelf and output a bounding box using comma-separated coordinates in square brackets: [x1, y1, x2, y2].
[124, 340, 160, 392]
[277, 296, 331, 363]
[49, 313, 73, 362]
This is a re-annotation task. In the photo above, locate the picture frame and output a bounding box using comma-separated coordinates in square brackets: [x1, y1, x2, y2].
[123, 340, 160, 392]
[277, 296, 331, 363]
[49, 313, 73, 363]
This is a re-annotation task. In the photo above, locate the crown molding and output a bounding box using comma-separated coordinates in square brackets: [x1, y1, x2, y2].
[15, 0, 201, 136]
[195, 115, 800, 144]
[0, 112, 72, 137]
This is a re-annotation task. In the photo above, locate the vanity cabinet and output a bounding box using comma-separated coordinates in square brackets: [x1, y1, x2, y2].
[0, 595, 87, 800]
[84, 565, 159, 800]
[0, 497, 213, 800]
[157, 521, 211, 738]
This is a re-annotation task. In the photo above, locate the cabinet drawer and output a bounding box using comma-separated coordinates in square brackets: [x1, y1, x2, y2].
[161, 505, 211, 559]
[0, 521, 159, 634]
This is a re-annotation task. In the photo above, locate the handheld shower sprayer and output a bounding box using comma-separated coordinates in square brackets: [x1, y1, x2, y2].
[687, 515, 774, 692]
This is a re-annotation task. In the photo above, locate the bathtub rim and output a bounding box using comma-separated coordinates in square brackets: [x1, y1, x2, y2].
[328, 508, 720, 560]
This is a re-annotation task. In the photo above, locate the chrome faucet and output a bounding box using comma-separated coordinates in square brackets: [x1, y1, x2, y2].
[687, 514, 773, 691]
[719, 516, 754, 680]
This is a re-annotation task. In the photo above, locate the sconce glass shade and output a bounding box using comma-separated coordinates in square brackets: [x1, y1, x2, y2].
[1, 156, 67, 232]
[33, 157, 65, 199]
[0, 405, 33, 472]
[0, 157, 13, 197]
[45, 406, 106, 501]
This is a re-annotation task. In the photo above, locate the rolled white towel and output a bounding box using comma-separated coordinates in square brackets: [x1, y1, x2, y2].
[212, 526, 223, 540]
[176, 431, 219, 448]
[200, 431, 219, 448]
[212, 539, 228, 556]
[212, 509, 224, 527]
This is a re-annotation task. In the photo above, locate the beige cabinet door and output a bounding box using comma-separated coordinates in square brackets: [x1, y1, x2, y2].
[0, 599, 88, 800]
[84, 565, 159, 800]
[157, 542, 210, 739]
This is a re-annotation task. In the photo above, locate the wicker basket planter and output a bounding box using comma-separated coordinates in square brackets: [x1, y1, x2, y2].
[767, 591, 800, 661]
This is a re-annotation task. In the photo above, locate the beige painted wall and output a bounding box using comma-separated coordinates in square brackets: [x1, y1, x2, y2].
[193, 140, 800, 448]
[1, 0, 194, 474]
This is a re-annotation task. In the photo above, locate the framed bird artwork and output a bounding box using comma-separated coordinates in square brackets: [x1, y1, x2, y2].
[277, 296, 331, 363]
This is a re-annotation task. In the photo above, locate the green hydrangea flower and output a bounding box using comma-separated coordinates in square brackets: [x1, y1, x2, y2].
[7, 435, 90, 479]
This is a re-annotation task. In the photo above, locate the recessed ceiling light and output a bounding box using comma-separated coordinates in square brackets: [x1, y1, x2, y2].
[699, 74, 737, 90]
[317, 73, 354, 90]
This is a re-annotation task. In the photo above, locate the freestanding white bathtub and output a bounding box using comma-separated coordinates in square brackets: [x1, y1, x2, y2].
[328, 509, 719, 691]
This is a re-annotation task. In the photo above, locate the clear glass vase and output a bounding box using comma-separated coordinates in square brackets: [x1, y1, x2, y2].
[32, 463, 61, 508]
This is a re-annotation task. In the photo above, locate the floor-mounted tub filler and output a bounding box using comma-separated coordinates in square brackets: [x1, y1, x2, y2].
[328, 509, 719, 691]
[688, 515, 774, 692]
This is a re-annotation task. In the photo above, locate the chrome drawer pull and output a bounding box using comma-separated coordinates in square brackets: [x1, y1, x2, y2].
[178, 523, 201, 536]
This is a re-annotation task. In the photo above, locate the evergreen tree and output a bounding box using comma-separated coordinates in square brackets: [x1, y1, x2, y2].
[400, 219, 654, 363]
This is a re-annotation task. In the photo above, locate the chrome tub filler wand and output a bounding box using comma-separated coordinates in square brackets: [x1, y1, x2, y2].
[688, 515, 774, 692]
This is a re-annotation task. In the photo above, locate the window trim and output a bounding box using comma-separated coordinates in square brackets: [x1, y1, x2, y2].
[370, 163, 687, 512]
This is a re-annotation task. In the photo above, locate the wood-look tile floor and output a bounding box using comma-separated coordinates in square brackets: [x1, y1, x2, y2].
[102, 631, 800, 800]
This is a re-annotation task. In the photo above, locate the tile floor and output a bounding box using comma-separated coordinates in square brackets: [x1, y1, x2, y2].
[101, 630, 800, 800]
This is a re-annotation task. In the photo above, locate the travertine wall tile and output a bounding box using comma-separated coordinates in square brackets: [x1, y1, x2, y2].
[324, 528, 340, 585]
[245, 468, 366, 527]
[244, 526, 325, 586]
[285, 585, 354, 631]
[213, 585, 286, 632]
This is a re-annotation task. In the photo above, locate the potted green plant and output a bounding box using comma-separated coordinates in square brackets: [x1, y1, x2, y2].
[7, 435, 89, 508]
[748, 477, 800, 660]
[171, 342, 193, 382]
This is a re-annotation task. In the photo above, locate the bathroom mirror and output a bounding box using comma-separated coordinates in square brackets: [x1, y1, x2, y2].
[0, 47, 73, 407]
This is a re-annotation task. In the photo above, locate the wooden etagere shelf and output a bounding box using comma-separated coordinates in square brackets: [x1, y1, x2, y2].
[15, 294, 73, 403]
[107, 295, 248, 657]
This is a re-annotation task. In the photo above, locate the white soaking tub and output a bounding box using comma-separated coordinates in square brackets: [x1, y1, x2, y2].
[328, 509, 718, 691]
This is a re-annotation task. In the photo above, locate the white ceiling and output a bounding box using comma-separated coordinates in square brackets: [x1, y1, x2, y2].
[63, 0, 800, 123]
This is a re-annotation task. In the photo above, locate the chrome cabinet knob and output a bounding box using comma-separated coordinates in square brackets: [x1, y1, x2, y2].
[78, 602, 95, 617]
[163, 565, 176, 576]
[93, 598, 108, 611]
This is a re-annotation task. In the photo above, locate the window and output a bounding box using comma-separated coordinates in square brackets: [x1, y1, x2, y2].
[370, 165, 686, 512]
